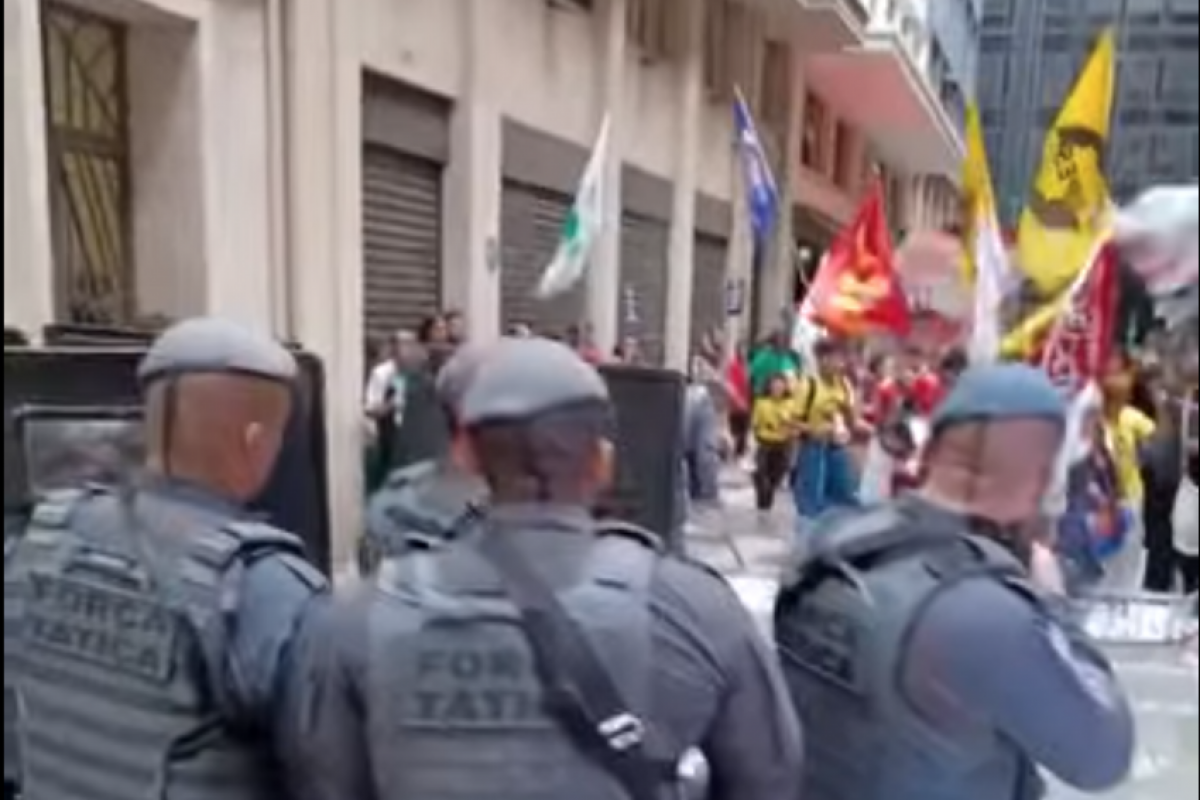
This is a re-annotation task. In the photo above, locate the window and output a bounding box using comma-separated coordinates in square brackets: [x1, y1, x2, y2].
[1041, 53, 1077, 109]
[981, 33, 1009, 52]
[702, 0, 733, 99]
[977, 58, 1008, 106]
[627, 0, 672, 61]
[1118, 55, 1161, 107]
[760, 40, 791, 127]
[1160, 54, 1200, 109]
[1113, 129, 1154, 183]
[833, 121, 856, 189]
[43, 3, 134, 323]
[1150, 131, 1194, 178]
[802, 93, 828, 171]
[982, 0, 1013, 28]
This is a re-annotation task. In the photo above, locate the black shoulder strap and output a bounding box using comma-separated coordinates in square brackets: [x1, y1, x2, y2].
[475, 532, 677, 800]
[800, 375, 819, 421]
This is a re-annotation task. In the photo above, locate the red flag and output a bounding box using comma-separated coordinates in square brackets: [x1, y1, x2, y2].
[807, 181, 909, 337]
[1039, 239, 1119, 391]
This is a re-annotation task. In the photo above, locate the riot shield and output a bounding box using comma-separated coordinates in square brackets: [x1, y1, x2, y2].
[3, 345, 332, 573]
[597, 364, 686, 551]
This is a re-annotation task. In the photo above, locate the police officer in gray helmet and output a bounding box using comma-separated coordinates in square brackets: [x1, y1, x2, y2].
[774, 363, 1135, 800]
[290, 337, 802, 800]
[358, 343, 490, 575]
[4, 317, 327, 800]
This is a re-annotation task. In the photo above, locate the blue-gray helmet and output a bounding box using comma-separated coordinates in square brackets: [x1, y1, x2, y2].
[458, 337, 609, 426]
[930, 363, 1067, 437]
[137, 317, 296, 386]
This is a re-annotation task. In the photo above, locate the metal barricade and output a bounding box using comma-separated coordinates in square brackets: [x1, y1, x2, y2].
[4, 344, 332, 573]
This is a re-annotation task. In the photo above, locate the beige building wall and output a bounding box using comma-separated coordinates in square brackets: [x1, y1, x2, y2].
[4, 0, 960, 563]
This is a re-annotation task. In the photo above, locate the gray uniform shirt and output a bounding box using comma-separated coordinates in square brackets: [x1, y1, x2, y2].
[285, 504, 803, 800]
[902, 578, 1135, 792]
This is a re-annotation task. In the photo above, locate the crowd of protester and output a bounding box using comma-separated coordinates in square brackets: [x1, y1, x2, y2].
[360, 310, 1197, 597]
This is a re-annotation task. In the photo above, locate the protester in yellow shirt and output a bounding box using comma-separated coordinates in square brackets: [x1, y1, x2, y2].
[791, 340, 859, 525]
[1098, 353, 1156, 589]
[752, 374, 795, 512]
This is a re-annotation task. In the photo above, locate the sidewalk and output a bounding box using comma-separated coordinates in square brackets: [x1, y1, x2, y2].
[683, 464, 794, 629]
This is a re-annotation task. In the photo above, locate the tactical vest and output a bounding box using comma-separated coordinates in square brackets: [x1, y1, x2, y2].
[775, 503, 1044, 800]
[4, 486, 304, 800]
[4, 519, 23, 790]
[367, 523, 662, 800]
[359, 460, 485, 575]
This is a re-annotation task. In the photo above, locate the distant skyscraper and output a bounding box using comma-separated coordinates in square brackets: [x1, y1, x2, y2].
[978, 0, 1199, 225]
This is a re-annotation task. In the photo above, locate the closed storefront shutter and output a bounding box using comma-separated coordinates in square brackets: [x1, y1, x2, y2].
[692, 234, 727, 347]
[361, 145, 442, 344]
[500, 181, 586, 337]
[619, 212, 669, 364]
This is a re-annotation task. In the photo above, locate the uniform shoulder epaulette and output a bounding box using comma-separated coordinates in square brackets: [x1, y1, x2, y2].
[28, 487, 93, 529]
[189, 519, 305, 572]
[381, 460, 439, 491]
[594, 519, 665, 553]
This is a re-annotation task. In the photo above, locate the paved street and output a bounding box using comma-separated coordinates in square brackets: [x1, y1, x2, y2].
[685, 468, 1199, 800]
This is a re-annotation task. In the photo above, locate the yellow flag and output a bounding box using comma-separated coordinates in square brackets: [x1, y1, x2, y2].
[1015, 28, 1115, 297]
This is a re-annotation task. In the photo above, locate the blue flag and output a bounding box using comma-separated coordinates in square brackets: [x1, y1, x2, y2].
[733, 90, 779, 247]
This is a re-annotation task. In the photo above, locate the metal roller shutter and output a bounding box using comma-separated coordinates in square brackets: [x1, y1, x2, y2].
[618, 212, 669, 364]
[500, 181, 586, 336]
[362, 145, 442, 344]
[692, 234, 727, 348]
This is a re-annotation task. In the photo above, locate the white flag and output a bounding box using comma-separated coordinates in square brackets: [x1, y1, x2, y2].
[968, 207, 1010, 364]
[537, 116, 611, 298]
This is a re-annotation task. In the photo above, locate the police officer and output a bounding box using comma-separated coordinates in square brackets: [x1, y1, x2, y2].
[774, 363, 1135, 800]
[291, 337, 802, 800]
[358, 343, 490, 574]
[4, 317, 326, 799]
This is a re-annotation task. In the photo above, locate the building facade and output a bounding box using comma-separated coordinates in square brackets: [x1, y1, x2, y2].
[5, 0, 969, 559]
[979, 0, 1200, 224]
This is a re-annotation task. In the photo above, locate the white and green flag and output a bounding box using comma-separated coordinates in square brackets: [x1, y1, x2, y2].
[536, 115, 611, 298]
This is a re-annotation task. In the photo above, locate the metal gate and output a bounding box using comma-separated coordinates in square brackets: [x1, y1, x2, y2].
[500, 181, 585, 337]
[618, 212, 669, 364]
[362, 146, 442, 343]
[692, 234, 727, 347]
[42, 4, 134, 324]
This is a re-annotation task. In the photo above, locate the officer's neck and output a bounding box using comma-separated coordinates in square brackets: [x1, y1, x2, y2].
[487, 502, 593, 532]
[913, 481, 990, 521]
[143, 457, 247, 507]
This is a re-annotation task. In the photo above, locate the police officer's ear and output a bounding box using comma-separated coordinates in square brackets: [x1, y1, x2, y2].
[591, 436, 615, 493]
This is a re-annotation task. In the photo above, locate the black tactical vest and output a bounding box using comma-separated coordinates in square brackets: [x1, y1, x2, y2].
[4, 519, 23, 792]
[5, 486, 305, 800]
[366, 522, 663, 800]
[775, 503, 1044, 800]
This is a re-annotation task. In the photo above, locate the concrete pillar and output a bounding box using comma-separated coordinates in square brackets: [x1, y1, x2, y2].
[3, 0, 55, 334]
[442, 0, 502, 341]
[663, 0, 705, 371]
[195, 0, 275, 324]
[725, 137, 752, 354]
[285, 0, 363, 566]
[589, 0, 626, 355]
[757, 49, 804, 336]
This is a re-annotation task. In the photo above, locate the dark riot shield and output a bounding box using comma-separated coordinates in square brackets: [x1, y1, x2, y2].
[597, 364, 686, 552]
[3, 345, 332, 573]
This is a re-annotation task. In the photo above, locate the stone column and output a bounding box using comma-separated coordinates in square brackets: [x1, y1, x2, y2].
[588, 0, 626, 355]
[663, 0, 706, 371]
[441, 0, 503, 340]
[285, 0, 364, 567]
[3, 0, 55, 334]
